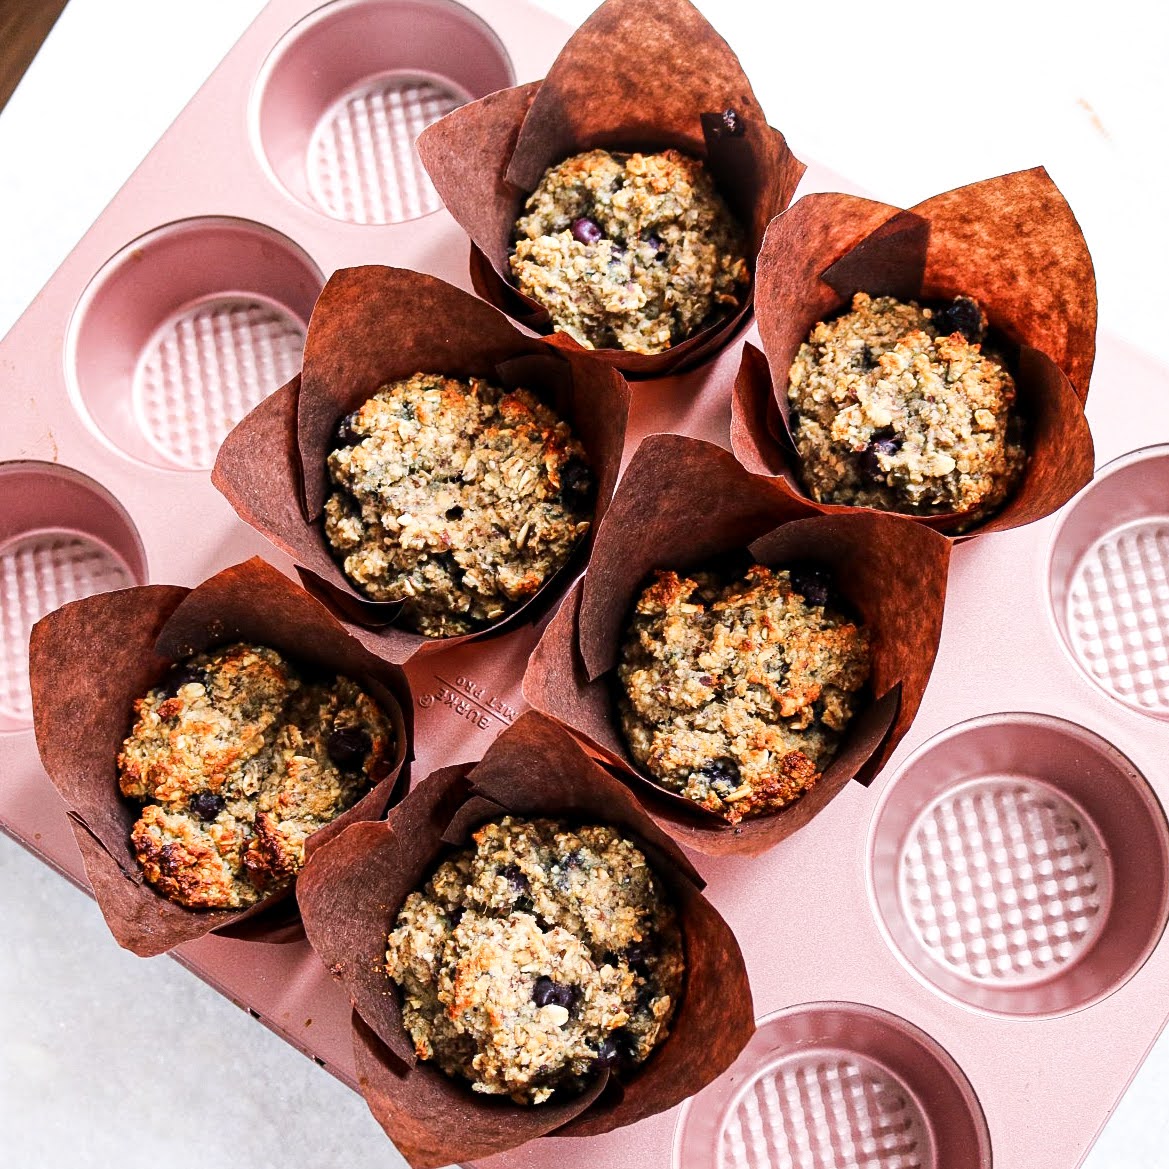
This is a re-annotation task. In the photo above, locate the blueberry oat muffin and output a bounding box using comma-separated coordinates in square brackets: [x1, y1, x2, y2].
[788, 292, 1026, 523]
[386, 816, 684, 1104]
[323, 374, 594, 637]
[119, 643, 394, 910]
[617, 564, 871, 824]
[510, 149, 748, 354]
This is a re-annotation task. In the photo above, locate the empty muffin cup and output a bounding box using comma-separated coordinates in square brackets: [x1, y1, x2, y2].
[869, 713, 1169, 1017]
[0, 461, 146, 733]
[673, 1001, 990, 1169]
[1049, 444, 1169, 717]
[251, 0, 514, 224]
[65, 216, 323, 471]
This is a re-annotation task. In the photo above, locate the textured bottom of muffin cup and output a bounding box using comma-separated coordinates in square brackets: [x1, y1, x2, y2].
[1050, 445, 1169, 717]
[897, 777, 1110, 989]
[0, 462, 146, 732]
[133, 292, 305, 470]
[672, 1002, 989, 1169]
[305, 70, 469, 224]
[869, 713, 1169, 1017]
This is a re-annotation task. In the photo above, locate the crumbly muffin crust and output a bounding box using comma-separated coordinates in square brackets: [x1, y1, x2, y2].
[386, 816, 684, 1104]
[510, 149, 748, 354]
[119, 643, 394, 910]
[617, 564, 871, 823]
[787, 292, 1026, 523]
[323, 373, 594, 637]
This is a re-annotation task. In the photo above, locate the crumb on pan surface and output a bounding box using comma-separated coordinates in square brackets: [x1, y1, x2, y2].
[509, 149, 748, 355]
[385, 815, 684, 1105]
[323, 373, 594, 637]
[617, 564, 871, 824]
[119, 642, 394, 910]
[787, 292, 1026, 523]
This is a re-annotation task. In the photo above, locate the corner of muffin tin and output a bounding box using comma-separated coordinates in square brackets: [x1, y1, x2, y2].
[0, 0, 533, 718]
[0, 0, 543, 1105]
[4, 2, 1169, 1168]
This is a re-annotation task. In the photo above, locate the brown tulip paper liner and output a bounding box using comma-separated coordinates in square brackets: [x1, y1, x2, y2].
[28, 557, 412, 958]
[732, 168, 1096, 538]
[297, 711, 753, 1168]
[522, 434, 950, 857]
[212, 266, 628, 665]
[416, 0, 805, 378]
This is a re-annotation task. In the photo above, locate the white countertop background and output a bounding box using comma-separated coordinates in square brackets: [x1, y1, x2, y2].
[1, 1, 1167, 1165]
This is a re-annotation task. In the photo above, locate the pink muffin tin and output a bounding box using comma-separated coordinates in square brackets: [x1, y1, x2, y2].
[3, 1, 1169, 1166]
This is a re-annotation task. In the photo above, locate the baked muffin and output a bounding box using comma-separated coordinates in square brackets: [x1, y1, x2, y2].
[617, 564, 871, 823]
[787, 292, 1026, 523]
[386, 815, 684, 1104]
[323, 373, 594, 637]
[119, 643, 394, 909]
[510, 149, 748, 354]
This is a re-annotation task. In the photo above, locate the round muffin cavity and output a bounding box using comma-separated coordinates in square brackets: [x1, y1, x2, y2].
[385, 816, 684, 1105]
[787, 292, 1026, 523]
[617, 564, 871, 823]
[119, 643, 395, 910]
[510, 148, 748, 355]
[323, 373, 594, 637]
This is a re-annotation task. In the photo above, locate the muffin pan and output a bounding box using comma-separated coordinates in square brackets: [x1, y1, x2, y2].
[2, 1, 1169, 1166]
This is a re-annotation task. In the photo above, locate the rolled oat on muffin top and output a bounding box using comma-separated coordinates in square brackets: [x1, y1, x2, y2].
[386, 815, 684, 1105]
[617, 563, 871, 824]
[119, 643, 394, 910]
[787, 292, 1026, 524]
[510, 148, 748, 355]
[323, 373, 595, 638]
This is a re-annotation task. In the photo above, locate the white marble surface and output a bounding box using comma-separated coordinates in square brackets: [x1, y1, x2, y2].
[1, 1, 1168, 1166]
